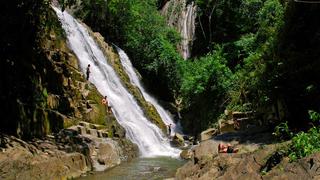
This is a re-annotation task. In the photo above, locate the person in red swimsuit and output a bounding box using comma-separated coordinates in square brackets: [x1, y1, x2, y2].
[218, 143, 239, 153]
[101, 96, 111, 114]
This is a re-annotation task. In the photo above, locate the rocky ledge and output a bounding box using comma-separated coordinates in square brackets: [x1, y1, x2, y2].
[0, 121, 138, 180]
[176, 127, 320, 180]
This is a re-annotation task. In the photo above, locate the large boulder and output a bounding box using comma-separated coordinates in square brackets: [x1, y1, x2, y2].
[180, 149, 193, 160]
[0, 135, 90, 180]
[97, 142, 121, 168]
[200, 128, 218, 141]
[264, 152, 320, 180]
[176, 142, 277, 180]
[171, 133, 185, 147]
[218, 119, 236, 133]
[175, 129, 300, 180]
[67, 122, 137, 171]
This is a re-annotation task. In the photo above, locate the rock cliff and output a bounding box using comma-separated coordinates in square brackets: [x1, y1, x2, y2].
[0, 3, 138, 179]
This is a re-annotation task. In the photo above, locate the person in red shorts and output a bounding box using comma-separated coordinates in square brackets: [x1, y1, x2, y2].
[218, 143, 239, 153]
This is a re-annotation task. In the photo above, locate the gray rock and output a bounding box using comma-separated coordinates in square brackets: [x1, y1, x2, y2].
[180, 149, 193, 160]
[171, 133, 185, 147]
[200, 128, 218, 141]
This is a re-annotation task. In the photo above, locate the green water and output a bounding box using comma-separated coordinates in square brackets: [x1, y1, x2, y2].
[78, 157, 185, 180]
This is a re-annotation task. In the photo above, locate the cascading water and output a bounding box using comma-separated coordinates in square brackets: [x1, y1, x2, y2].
[116, 48, 183, 135]
[53, 7, 180, 157]
[180, 2, 196, 60]
[161, 0, 196, 60]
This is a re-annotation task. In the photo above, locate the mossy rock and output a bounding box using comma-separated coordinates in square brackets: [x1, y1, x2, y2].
[85, 85, 107, 125]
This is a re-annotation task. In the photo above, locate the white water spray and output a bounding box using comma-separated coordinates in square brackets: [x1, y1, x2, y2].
[53, 7, 180, 157]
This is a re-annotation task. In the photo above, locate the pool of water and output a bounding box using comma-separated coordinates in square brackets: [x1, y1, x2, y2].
[78, 157, 185, 180]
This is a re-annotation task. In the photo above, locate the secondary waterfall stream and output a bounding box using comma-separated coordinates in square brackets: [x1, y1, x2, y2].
[116, 48, 182, 135]
[161, 0, 196, 60]
[53, 7, 180, 157]
[180, 2, 196, 60]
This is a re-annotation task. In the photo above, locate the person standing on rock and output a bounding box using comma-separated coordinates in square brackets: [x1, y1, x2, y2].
[86, 64, 91, 80]
[167, 124, 172, 136]
[102, 96, 111, 114]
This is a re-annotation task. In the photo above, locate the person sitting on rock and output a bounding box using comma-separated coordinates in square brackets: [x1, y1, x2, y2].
[234, 119, 240, 130]
[86, 101, 91, 109]
[218, 143, 239, 153]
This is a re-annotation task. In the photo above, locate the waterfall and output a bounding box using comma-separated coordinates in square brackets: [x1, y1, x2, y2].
[53, 7, 180, 157]
[116, 48, 183, 135]
[179, 2, 196, 60]
[161, 0, 196, 60]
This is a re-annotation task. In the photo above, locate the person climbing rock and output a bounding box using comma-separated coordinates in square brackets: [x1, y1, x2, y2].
[86, 64, 91, 80]
[111, 125, 118, 138]
[218, 143, 239, 153]
[86, 101, 91, 109]
[167, 124, 172, 136]
[101, 96, 111, 114]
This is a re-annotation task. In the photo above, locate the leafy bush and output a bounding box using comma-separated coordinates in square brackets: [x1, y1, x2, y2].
[179, 48, 232, 133]
[272, 121, 292, 140]
[289, 111, 320, 161]
[309, 110, 320, 122]
[289, 127, 320, 161]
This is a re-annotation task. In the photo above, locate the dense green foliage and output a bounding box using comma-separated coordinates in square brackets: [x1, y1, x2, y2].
[65, 0, 320, 135]
[264, 2, 320, 128]
[288, 111, 320, 161]
[179, 0, 287, 134]
[179, 48, 232, 132]
[181, 0, 319, 135]
[271, 110, 320, 161]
